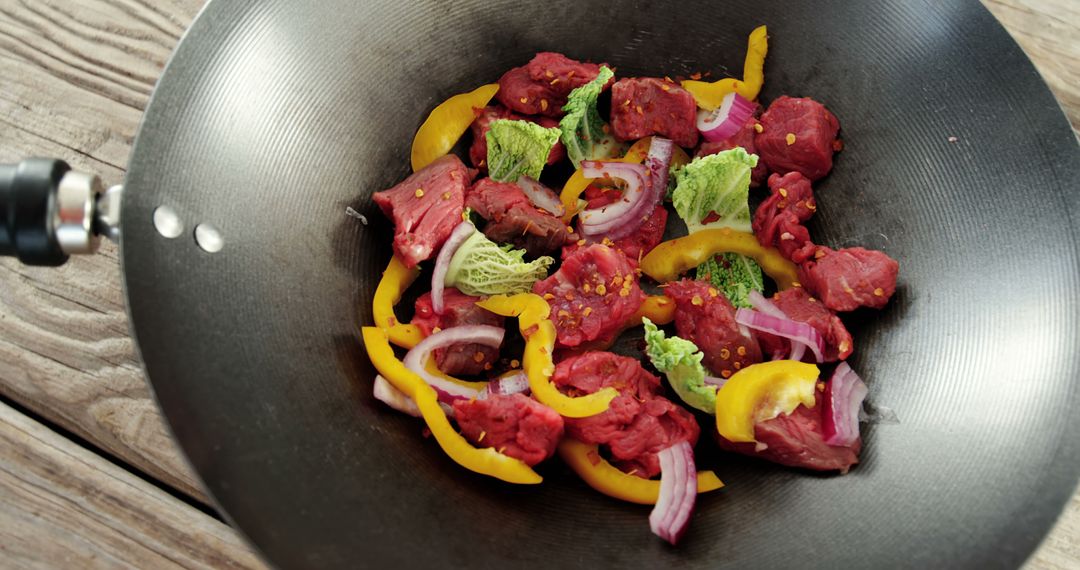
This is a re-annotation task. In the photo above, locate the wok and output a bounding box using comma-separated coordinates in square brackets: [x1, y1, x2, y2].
[2, 0, 1078, 568]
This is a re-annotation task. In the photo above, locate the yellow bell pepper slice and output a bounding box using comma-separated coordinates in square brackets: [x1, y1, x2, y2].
[683, 25, 769, 110]
[640, 227, 798, 288]
[361, 326, 542, 484]
[633, 295, 676, 325]
[424, 356, 488, 391]
[386, 323, 424, 349]
[715, 360, 819, 443]
[373, 255, 421, 329]
[477, 294, 617, 418]
[411, 83, 500, 172]
[558, 439, 723, 505]
[559, 137, 691, 223]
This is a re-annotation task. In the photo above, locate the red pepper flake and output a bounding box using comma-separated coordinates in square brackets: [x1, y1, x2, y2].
[815, 248, 827, 259]
[689, 72, 702, 80]
[540, 99, 549, 112]
[483, 363, 493, 371]
[753, 123, 764, 133]
[497, 446, 507, 454]
[691, 295, 704, 306]
[583, 307, 593, 317]
[720, 348, 731, 360]
[708, 287, 719, 297]
[660, 84, 671, 92]
[586, 450, 602, 466]
[567, 70, 576, 78]
[778, 188, 788, 198]
[618, 289, 630, 297]
[785, 133, 797, 145]
[478, 430, 487, 442]
[582, 283, 591, 293]
[635, 105, 644, 115]
[545, 70, 554, 78]
[550, 78, 561, 86]
[421, 427, 432, 438]
[792, 281, 802, 288]
[807, 200, 817, 211]
[387, 316, 397, 326]
[874, 287, 885, 297]
[519, 97, 529, 104]
[734, 361, 742, 370]
[442, 191, 451, 200]
[595, 284, 607, 296]
[602, 123, 611, 134]
[473, 351, 485, 363]
[523, 324, 539, 337]
[721, 369, 733, 378]
[737, 346, 747, 357]
[780, 232, 795, 241]
[414, 188, 424, 198]
[834, 139, 846, 151]
[838, 340, 850, 353]
[542, 293, 555, 300]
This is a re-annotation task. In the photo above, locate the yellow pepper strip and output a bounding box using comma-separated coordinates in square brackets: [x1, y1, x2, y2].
[633, 295, 676, 325]
[559, 138, 692, 223]
[361, 326, 542, 484]
[410, 83, 499, 172]
[682, 26, 769, 110]
[386, 323, 424, 349]
[373, 255, 421, 329]
[640, 228, 798, 288]
[424, 356, 488, 391]
[558, 439, 723, 505]
[715, 360, 819, 443]
[477, 294, 617, 418]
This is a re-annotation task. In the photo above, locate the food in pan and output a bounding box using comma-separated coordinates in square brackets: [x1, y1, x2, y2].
[362, 25, 899, 544]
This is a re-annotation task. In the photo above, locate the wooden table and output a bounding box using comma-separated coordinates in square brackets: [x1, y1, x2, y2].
[0, 1, 1076, 567]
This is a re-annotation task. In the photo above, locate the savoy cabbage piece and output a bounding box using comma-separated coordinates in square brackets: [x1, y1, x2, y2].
[643, 318, 716, 414]
[696, 253, 764, 308]
[445, 226, 554, 296]
[671, 147, 757, 233]
[559, 66, 625, 168]
[485, 119, 561, 182]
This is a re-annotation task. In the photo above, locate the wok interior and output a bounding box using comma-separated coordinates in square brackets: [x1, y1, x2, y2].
[121, 1, 1080, 568]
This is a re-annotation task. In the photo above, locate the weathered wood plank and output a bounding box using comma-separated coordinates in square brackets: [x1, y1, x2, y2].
[0, 400, 264, 569]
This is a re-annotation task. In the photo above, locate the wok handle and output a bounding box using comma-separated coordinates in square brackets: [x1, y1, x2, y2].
[0, 158, 115, 267]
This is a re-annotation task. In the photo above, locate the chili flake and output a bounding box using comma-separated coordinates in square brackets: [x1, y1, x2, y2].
[785, 133, 797, 145]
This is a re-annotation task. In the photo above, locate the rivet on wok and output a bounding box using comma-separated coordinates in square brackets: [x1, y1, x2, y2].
[194, 223, 224, 253]
[152, 206, 184, 239]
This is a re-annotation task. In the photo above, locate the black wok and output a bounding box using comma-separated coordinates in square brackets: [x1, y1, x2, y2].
[2, 0, 1078, 568]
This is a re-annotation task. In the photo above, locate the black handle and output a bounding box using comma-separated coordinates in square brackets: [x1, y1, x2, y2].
[0, 158, 72, 266]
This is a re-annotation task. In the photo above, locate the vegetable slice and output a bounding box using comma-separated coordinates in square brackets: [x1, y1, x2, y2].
[641, 228, 798, 287]
[516, 176, 564, 216]
[557, 439, 723, 505]
[373, 375, 421, 417]
[682, 25, 768, 110]
[697, 92, 756, 141]
[445, 230, 554, 296]
[361, 326, 542, 484]
[373, 255, 420, 329]
[632, 294, 676, 325]
[559, 66, 624, 167]
[432, 221, 476, 314]
[734, 308, 826, 363]
[643, 318, 716, 414]
[411, 83, 499, 171]
[671, 148, 758, 234]
[823, 362, 869, 446]
[476, 294, 617, 418]
[649, 441, 698, 545]
[714, 360, 819, 443]
[403, 325, 502, 402]
[697, 252, 765, 309]
[486, 119, 561, 182]
[478, 371, 530, 400]
[578, 161, 651, 237]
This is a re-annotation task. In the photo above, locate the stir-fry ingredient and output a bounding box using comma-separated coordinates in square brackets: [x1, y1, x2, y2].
[411, 83, 500, 172]
[485, 119, 562, 182]
[444, 226, 554, 296]
[362, 30, 901, 545]
[682, 25, 768, 110]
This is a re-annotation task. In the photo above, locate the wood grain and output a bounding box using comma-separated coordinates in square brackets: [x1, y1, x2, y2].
[0, 400, 263, 569]
[0, 0, 1075, 568]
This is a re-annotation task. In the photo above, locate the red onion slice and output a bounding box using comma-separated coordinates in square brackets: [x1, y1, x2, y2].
[735, 308, 825, 363]
[517, 176, 564, 217]
[578, 161, 650, 237]
[432, 221, 476, 315]
[403, 325, 504, 403]
[697, 92, 756, 142]
[478, 371, 530, 400]
[748, 291, 814, 361]
[649, 441, 697, 545]
[823, 362, 869, 446]
[373, 375, 421, 417]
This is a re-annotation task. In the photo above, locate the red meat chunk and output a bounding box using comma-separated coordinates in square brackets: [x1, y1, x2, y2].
[496, 53, 608, 117]
[715, 392, 860, 473]
[797, 247, 899, 312]
[768, 287, 853, 362]
[412, 289, 504, 376]
[752, 171, 818, 263]
[453, 394, 564, 466]
[755, 96, 840, 181]
[696, 106, 768, 187]
[372, 155, 470, 267]
[468, 105, 566, 170]
[610, 78, 699, 148]
[664, 279, 762, 378]
[466, 178, 569, 257]
[562, 185, 668, 266]
[532, 244, 644, 348]
[552, 352, 699, 478]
